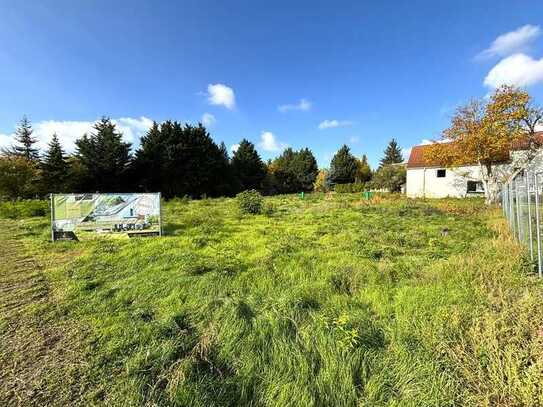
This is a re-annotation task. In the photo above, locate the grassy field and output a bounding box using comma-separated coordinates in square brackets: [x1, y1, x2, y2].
[1, 193, 543, 406]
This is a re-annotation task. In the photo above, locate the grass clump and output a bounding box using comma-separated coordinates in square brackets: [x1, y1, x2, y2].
[0, 199, 49, 219]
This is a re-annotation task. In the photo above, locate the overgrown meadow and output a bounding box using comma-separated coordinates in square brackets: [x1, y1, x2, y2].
[1, 193, 543, 406]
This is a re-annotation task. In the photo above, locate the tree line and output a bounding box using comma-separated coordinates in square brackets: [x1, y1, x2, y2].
[0, 116, 405, 200]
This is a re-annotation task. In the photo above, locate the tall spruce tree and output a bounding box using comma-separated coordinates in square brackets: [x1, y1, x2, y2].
[379, 138, 403, 167]
[329, 145, 358, 185]
[41, 134, 68, 193]
[13, 116, 40, 161]
[74, 117, 131, 192]
[231, 139, 266, 191]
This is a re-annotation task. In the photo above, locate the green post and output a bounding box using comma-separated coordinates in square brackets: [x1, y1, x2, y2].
[300, 191, 305, 199]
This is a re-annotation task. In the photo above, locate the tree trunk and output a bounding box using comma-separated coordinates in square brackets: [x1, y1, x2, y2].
[480, 163, 499, 205]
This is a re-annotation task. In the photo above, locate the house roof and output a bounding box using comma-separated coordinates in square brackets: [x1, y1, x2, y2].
[406, 131, 543, 169]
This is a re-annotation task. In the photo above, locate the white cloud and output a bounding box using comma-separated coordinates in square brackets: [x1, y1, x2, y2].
[401, 147, 411, 162]
[402, 139, 443, 162]
[0, 133, 12, 150]
[258, 131, 288, 152]
[1, 116, 154, 153]
[230, 144, 240, 153]
[478, 25, 541, 59]
[349, 136, 360, 144]
[278, 98, 312, 112]
[484, 53, 543, 88]
[206, 83, 236, 110]
[113, 116, 154, 144]
[201, 112, 216, 127]
[318, 119, 354, 129]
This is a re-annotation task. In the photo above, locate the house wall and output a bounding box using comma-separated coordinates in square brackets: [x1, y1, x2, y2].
[406, 166, 483, 198]
[405, 146, 543, 199]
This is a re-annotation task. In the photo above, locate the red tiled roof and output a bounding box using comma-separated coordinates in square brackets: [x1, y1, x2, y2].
[406, 131, 543, 169]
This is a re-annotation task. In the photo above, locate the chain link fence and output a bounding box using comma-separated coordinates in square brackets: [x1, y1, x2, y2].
[501, 169, 542, 277]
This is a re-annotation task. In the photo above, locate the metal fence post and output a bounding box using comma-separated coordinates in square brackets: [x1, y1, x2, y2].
[526, 173, 534, 260]
[509, 182, 515, 232]
[535, 173, 542, 278]
[506, 184, 511, 222]
[516, 177, 522, 241]
[501, 188, 507, 218]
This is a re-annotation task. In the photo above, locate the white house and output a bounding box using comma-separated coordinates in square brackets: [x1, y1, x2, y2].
[406, 132, 543, 198]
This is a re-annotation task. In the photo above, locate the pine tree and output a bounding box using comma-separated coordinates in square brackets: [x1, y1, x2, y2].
[329, 145, 358, 185]
[75, 117, 131, 192]
[231, 139, 266, 191]
[380, 138, 403, 167]
[13, 116, 40, 161]
[41, 134, 68, 193]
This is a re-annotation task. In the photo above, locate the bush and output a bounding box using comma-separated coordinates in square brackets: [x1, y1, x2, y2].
[0, 200, 49, 219]
[334, 183, 367, 193]
[236, 190, 263, 214]
[371, 165, 406, 192]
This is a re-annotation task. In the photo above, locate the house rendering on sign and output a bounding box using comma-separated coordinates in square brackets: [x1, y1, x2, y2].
[405, 132, 543, 198]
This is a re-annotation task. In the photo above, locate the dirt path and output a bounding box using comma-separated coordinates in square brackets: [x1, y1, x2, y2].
[0, 221, 89, 406]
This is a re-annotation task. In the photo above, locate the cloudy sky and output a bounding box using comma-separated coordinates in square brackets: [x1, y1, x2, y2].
[1, 1, 543, 168]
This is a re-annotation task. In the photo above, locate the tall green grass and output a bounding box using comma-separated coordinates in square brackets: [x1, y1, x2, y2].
[2, 193, 542, 406]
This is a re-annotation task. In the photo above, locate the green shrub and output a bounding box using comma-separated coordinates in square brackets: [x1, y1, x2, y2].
[334, 183, 367, 193]
[236, 189, 263, 214]
[0, 200, 49, 219]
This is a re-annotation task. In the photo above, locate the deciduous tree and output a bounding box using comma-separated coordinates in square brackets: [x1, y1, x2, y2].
[425, 85, 534, 204]
[355, 154, 372, 183]
[0, 155, 40, 199]
[372, 165, 405, 192]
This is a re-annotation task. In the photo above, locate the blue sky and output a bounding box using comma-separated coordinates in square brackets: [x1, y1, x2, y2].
[1, 0, 543, 168]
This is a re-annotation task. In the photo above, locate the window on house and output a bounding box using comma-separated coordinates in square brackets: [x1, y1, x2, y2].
[437, 169, 446, 178]
[467, 181, 484, 193]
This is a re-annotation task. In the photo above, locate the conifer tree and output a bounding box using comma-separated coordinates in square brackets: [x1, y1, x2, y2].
[74, 117, 131, 192]
[329, 145, 358, 184]
[379, 138, 403, 167]
[12, 116, 40, 161]
[131, 121, 164, 192]
[231, 139, 266, 191]
[269, 147, 318, 193]
[132, 122, 232, 198]
[41, 134, 68, 192]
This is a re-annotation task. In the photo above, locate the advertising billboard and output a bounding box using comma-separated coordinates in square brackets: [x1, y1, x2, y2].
[51, 193, 162, 241]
